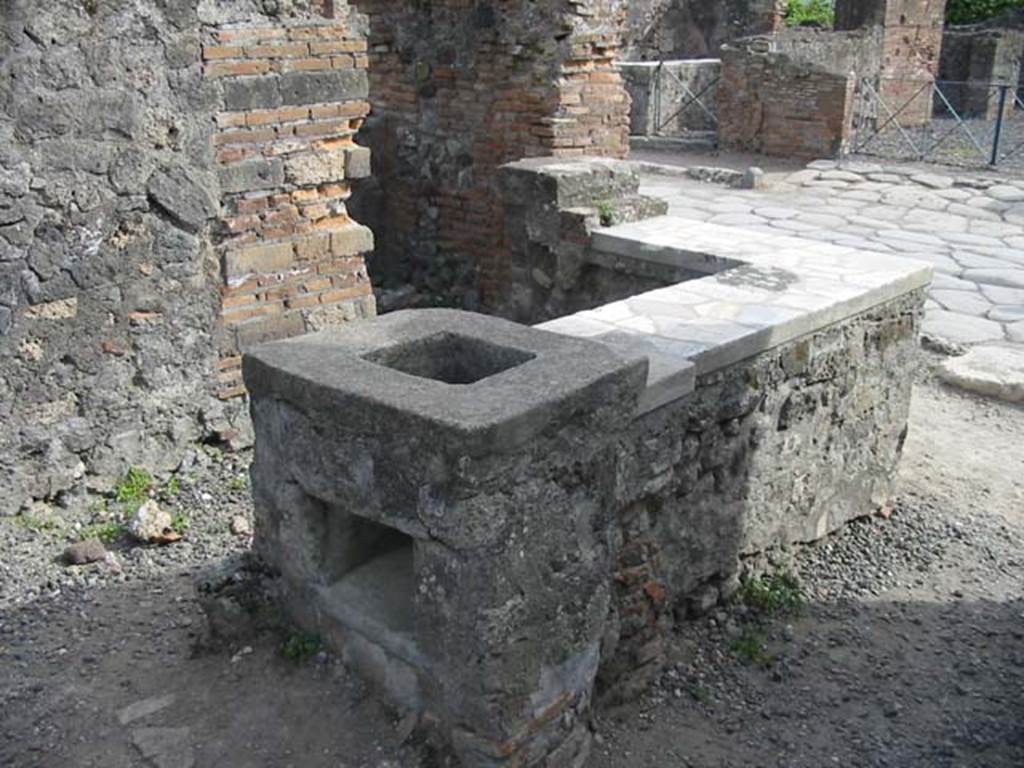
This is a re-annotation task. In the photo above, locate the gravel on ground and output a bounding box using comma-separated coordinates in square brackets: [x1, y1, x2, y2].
[2, 359, 1022, 768]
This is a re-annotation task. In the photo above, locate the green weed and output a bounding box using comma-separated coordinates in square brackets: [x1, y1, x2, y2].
[281, 632, 322, 662]
[170, 513, 190, 535]
[738, 571, 803, 616]
[114, 467, 153, 505]
[730, 630, 773, 667]
[79, 521, 124, 543]
[596, 201, 616, 227]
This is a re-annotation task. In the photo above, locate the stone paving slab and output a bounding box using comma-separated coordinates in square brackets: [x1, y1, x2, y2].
[938, 346, 1024, 403]
[639, 161, 1024, 350]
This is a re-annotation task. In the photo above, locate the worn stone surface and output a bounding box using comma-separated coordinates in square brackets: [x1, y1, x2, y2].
[246, 308, 646, 767]
[636, 160, 1024, 350]
[938, 345, 1024, 403]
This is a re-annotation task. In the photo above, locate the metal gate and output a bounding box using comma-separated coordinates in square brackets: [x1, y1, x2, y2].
[849, 76, 1024, 168]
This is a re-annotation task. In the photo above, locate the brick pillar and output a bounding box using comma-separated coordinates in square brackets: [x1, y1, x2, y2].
[836, 0, 947, 126]
[354, 0, 629, 310]
[203, 16, 376, 399]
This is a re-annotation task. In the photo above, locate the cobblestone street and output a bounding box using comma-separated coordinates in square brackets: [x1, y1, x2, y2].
[639, 160, 1024, 348]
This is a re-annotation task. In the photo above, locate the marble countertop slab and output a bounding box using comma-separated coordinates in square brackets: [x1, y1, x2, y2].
[538, 217, 932, 415]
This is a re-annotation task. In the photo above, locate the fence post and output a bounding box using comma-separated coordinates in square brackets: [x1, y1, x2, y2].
[654, 61, 662, 136]
[990, 84, 1009, 166]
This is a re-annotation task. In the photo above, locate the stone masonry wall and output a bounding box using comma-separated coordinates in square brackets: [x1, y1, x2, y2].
[623, 0, 786, 61]
[0, 0, 375, 516]
[602, 291, 922, 695]
[941, 27, 1024, 119]
[498, 160, 924, 696]
[351, 0, 630, 307]
[718, 42, 856, 159]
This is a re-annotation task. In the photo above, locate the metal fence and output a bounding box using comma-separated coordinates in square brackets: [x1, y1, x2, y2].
[648, 61, 720, 135]
[849, 77, 1024, 169]
[619, 60, 720, 138]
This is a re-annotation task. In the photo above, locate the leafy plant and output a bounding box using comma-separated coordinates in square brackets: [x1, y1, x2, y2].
[82, 0, 98, 15]
[784, 0, 835, 28]
[731, 630, 773, 666]
[163, 476, 182, 498]
[228, 475, 248, 492]
[115, 467, 153, 505]
[947, 0, 1021, 25]
[596, 201, 616, 227]
[738, 571, 804, 616]
[170, 513, 190, 535]
[79, 521, 124, 543]
[10, 514, 60, 533]
[281, 632, 322, 661]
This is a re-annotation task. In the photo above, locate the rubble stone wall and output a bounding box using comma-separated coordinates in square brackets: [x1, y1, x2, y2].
[624, 0, 786, 60]
[0, 0, 375, 515]
[351, 0, 630, 306]
[602, 290, 921, 695]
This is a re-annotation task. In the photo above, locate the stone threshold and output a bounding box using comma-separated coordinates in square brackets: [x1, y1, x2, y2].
[538, 218, 932, 414]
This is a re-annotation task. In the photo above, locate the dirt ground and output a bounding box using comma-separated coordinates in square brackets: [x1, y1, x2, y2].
[2, 359, 1023, 768]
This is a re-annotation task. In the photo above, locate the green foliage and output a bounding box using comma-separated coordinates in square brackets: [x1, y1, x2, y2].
[595, 201, 616, 227]
[10, 514, 61, 533]
[947, 0, 1022, 25]
[115, 468, 153, 505]
[82, 0, 98, 15]
[281, 632, 322, 662]
[163, 476, 182, 498]
[784, 0, 835, 28]
[79, 521, 124, 543]
[730, 630, 773, 666]
[170, 513, 190, 535]
[228, 475, 248, 492]
[738, 571, 804, 616]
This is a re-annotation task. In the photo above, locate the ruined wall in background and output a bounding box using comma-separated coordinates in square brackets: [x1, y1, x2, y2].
[0, 0, 374, 516]
[940, 27, 1024, 118]
[836, 0, 947, 124]
[623, 0, 786, 61]
[351, 0, 630, 308]
[718, 42, 856, 159]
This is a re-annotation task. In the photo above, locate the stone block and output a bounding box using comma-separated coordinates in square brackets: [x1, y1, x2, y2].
[345, 145, 371, 180]
[218, 158, 284, 194]
[222, 75, 282, 111]
[223, 242, 294, 280]
[330, 224, 374, 256]
[278, 69, 369, 106]
[244, 309, 646, 765]
[284, 148, 348, 186]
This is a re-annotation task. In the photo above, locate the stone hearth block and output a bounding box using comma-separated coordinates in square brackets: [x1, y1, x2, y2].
[243, 308, 646, 766]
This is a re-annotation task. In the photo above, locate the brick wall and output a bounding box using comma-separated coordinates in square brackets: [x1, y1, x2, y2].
[203, 16, 376, 399]
[718, 43, 856, 159]
[352, 0, 629, 308]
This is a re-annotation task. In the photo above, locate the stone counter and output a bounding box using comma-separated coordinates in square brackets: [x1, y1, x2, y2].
[244, 156, 929, 767]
